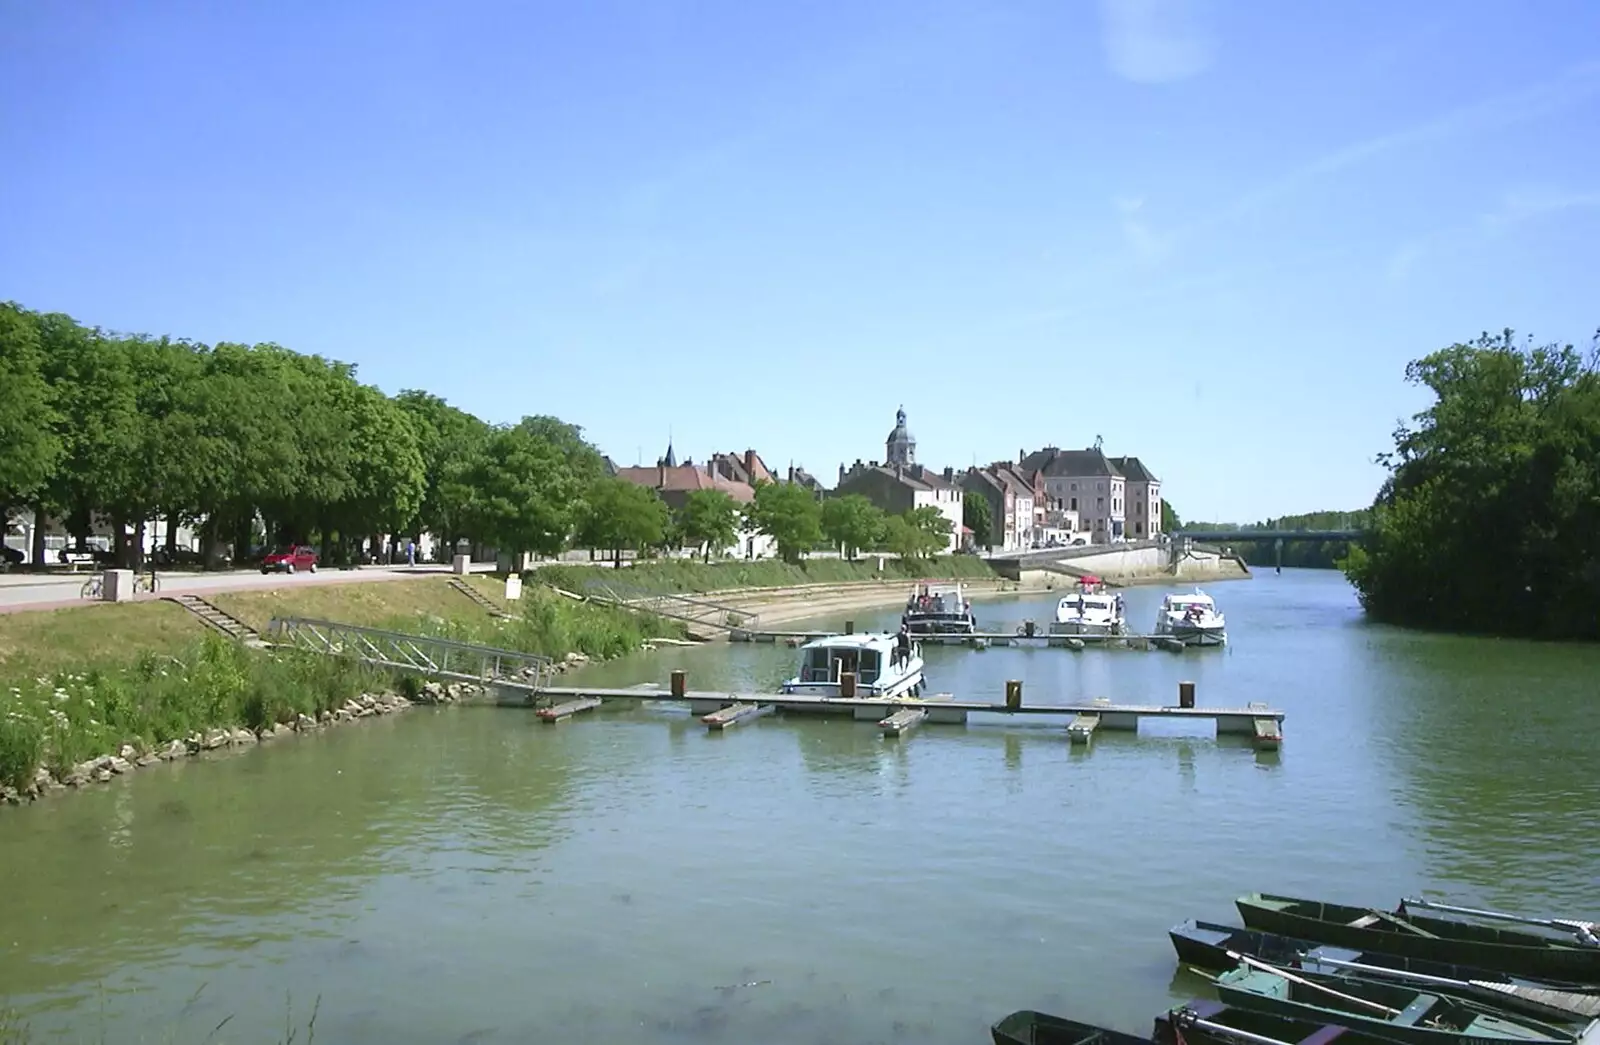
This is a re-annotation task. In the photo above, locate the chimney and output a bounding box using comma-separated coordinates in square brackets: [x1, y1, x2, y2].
[787, 464, 796, 482]
[942, 466, 954, 482]
[1019, 448, 1025, 464]
[657, 463, 665, 487]
[838, 463, 846, 483]
[745, 449, 758, 479]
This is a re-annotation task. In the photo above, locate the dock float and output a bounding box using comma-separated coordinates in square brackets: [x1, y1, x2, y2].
[702, 702, 773, 731]
[729, 627, 1207, 651]
[1250, 702, 1282, 751]
[878, 707, 927, 737]
[528, 674, 1284, 743]
[537, 696, 603, 722]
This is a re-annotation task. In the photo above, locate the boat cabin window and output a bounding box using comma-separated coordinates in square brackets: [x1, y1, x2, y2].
[802, 647, 879, 683]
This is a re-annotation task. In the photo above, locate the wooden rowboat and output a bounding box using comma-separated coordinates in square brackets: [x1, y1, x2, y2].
[1153, 998, 1410, 1045]
[1169, 919, 1600, 1024]
[1236, 894, 1600, 983]
[1212, 957, 1579, 1045]
[990, 1011, 1150, 1045]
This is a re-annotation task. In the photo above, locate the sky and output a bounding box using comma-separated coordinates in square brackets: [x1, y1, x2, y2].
[3, 0, 1598, 522]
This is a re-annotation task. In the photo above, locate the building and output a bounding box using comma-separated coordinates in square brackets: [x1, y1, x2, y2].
[1018, 445, 1125, 544]
[885, 406, 916, 467]
[1109, 456, 1163, 539]
[959, 463, 1036, 552]
[834, 461, 964, 553]
[708, 449, 777, 487]
[613, 451, 776, 559]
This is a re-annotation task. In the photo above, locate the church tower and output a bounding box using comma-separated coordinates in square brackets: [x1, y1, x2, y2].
[885, 406, 916, 467]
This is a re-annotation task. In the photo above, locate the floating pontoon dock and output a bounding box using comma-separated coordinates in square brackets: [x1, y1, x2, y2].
[729, 626, 1195, 651]
[525, 673, 1283, 747]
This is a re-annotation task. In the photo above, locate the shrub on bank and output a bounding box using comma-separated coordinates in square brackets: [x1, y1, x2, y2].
[529, 554, 1000, 596]
[0, 587, 680, 793]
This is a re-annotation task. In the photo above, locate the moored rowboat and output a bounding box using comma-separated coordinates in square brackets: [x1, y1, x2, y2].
[1154, 998, 1419, 1045]
[991, 1011, 1150, 1045]
[1236, 894, 1600, 983]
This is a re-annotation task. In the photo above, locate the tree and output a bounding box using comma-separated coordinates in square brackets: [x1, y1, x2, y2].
[459, 419, 590, 559]
[676, 488, 741, 562]
[908, 505, 954, 555]
[1344, 328, 1600, 638]
[962, 494, 993, 549]
[882, 507, 950, 561]
[0, 304, 61, 516]
[820, 494, 886, 560]
[746, 480, 823, 564]
[395, 390, 491, 553]
[576, 477, 670, 565]
[1161, 501, 1182, 532]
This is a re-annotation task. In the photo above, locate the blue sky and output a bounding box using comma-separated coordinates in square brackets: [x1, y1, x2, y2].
[3, 0, 1597, 522]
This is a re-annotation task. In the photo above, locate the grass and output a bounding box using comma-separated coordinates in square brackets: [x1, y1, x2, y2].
[0, 578, 683, 792]
[530, 554, 1000, 596]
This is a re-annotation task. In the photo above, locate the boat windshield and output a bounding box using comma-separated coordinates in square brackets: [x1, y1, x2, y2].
[908, 585, 967, 615]
[800, 645, 882, 684]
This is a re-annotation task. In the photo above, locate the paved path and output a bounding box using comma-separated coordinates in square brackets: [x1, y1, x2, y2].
[0, 563, 496, 614]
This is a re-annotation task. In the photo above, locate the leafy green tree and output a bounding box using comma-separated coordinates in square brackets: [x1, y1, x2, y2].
[1161, 501, 1182, 532]
[675, 488, 741, 562]
[577, 477, 670, 565]
[0, 304, 61, 518]
[962, 494, 993, 549]
[459, 418, 591, 559]
[819, 494, 886, 559]
[1345, 328, 1600, 638]
[395, 390, 491, 554]
[909, 505, 954, 554]
[746, 480, 823, 564]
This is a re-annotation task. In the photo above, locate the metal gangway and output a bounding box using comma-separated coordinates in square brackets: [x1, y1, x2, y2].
[266, 617, 554, 694]
[585, 578, 758, 635]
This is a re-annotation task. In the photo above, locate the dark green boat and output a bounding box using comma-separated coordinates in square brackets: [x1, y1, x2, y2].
[1236, 894, 1600, 983]
[991, 1010, 1151, 1045]
[1154, 998, 1424, 1045]
[1213, 962, 1579, 1045]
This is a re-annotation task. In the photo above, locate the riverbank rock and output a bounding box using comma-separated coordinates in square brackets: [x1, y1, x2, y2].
[202, 728, 232, 750]
[293, 713, 317, 731]
[161, 739, 187, 760]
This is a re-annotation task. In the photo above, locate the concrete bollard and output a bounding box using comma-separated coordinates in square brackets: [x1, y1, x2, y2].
[1005, 679, 1023, 711]
[452, 554, 470, 576]
[840, 671, 857, 698]
[670, 670, 686, 700]
[844, 620, 854, 635]
[1179, 680, 1196, 709]
[103, 569, 136, 603]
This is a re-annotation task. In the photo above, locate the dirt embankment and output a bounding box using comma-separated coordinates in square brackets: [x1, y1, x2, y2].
[700, 576, 1054, 629]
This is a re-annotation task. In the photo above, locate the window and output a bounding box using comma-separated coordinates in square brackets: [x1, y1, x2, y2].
[1097, 497, 1105, 509]
[1098, 482, 1106, 492]
[1070, 497, 1077, 511]
[1070, 482, 1077, 491]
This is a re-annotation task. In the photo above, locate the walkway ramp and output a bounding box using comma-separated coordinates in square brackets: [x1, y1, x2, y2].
[449, 577, 515, 618]
[584, 579, 757, 637]
[166, 594, 267, 647]
[266, 617, 554, 693]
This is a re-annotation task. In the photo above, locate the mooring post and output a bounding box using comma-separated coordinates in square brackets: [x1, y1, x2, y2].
[840, 671, 857, 698]
[1179, 680, 1196, 709]
[670, 669, 686, 700]
[844, 619, 854, 634]
[1005, 679, 1023, 711]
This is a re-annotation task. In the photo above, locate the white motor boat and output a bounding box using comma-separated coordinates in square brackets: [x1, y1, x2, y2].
[1154, 589, 1227, 646]
[778, 632, 926, 707]
[1050, 577, 1126, 636]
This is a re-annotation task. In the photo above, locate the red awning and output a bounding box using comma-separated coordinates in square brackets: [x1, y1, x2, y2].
[1080, 574, 1102, 584]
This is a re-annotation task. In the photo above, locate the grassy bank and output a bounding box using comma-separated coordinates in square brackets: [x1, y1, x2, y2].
[0, 578, 683, 793]
[530, 554, 1000, 596]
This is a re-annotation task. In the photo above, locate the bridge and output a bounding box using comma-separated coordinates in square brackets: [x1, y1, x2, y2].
[1176, 528, 1363, 543]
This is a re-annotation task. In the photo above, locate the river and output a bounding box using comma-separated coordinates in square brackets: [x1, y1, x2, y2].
[1, 569, 1596, 1044]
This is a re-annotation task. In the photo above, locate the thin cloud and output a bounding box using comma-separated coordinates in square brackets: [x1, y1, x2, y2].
[1384, 186, 1600, 283]
[1099, 0, 1216, 85]
[1114, 195, 1170, 262]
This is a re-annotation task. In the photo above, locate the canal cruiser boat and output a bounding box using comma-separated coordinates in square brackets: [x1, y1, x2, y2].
[1210, 959, 1580, 1045]
[1169, 920, 1600, 1025]
[1051, 576, 1126, 636]
[902, 581, 977, 635]
[1155, 589, 1227, 646]
[992, 1010, 1153, 1045]
[1236, 893, 1600, 984]
[778, 632, 926, 706]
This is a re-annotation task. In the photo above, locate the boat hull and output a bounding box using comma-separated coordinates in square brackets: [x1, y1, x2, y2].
[991, 1011, 1152, 1045]
[1170, 920, 1600, 1025]
[904, 616, 976, 635]
[1214, 968, 1575, 1045]
[1154, 999, 1395, 1045]
[1159, 620, 1227, 646]
[1049, 619, 1124, 636]
[1236, 895, 1600, 982]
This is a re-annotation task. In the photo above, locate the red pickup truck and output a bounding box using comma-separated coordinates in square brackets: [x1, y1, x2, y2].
[261, 545, 318, 574]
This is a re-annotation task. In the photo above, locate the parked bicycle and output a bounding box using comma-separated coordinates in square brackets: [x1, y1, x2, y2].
[79, 574, 104, 600]
[134, 571, 160, 595]
[78, 569, 161, 599]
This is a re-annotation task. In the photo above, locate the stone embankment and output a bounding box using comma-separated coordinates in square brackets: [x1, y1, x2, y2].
[0, 647, 608, 808]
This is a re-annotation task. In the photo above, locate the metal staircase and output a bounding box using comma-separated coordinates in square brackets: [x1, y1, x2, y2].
[266, 617, 554, 693]
[585, 578, 757, 636]
[449, 577, 515, 618]
[166, 594, 266, 646]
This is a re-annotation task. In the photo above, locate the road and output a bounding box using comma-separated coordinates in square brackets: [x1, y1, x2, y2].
[0, 563, 496, 614]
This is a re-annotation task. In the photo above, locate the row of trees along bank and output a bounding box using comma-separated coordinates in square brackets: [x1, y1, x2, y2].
[1343, 329, 1600, 640]
[0, 303, 963, 568]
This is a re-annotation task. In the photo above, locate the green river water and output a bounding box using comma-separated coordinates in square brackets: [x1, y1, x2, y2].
[1, 569, 1597, 1044]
